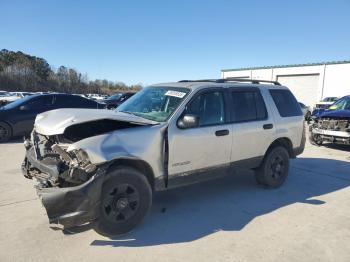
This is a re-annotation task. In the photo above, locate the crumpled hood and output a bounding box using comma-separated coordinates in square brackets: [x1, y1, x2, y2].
[34, 108, 158, 135]
[319, 109, 350, 119]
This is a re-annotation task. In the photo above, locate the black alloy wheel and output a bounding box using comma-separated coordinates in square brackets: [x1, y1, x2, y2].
[255, 146, 290, 188]
[94, 166, 152, 237]
[102, 183, 140, 223]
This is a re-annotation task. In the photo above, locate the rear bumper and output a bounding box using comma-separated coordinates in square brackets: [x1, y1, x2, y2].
[22, 147, 104, 228]
[293, 123, 306, 157]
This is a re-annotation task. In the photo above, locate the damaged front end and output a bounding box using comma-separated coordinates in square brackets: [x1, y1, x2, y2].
[309, 115, 350, 145]
[22, 131, 106, 228]
[21, 109, 163, 229]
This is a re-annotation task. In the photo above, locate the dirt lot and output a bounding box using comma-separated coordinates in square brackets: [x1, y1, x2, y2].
[0, 138, 349, 262]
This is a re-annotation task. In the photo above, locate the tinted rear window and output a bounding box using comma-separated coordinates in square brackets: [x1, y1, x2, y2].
[269, 89, 303, 117]
[231, 91, 267, 122]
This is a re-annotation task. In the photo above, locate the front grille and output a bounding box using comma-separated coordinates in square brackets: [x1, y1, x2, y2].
[318, 118, 349, 131]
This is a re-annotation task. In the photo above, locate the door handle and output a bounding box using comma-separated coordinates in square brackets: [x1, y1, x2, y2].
[215, 129, 229, 136]
[263, 124, 273, 130]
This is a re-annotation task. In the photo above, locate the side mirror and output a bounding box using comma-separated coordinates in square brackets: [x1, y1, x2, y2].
[19, 105, 29, 111]
[177, 114, 199, 129]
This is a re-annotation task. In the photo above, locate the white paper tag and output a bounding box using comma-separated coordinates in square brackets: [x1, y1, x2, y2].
[165, 90, 186, 98]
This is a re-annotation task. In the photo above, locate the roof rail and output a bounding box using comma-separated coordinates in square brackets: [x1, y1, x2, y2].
[223, 77, 281, 85]
[178, 79, 220, 83]
[178, 78, 281, 85]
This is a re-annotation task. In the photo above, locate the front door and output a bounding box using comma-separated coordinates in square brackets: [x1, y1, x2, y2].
[167, 89, 232, 178]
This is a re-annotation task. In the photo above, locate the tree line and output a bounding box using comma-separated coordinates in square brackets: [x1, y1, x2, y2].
[0, 49, 141, 94]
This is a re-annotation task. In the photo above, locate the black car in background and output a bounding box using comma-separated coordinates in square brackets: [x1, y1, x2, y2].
[0, 93, 105, 142]
[103, 92, 135, 109]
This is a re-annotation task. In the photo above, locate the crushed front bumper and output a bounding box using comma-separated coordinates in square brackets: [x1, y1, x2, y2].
[311, 128, 350, 145]
[22, 146, 105, 229]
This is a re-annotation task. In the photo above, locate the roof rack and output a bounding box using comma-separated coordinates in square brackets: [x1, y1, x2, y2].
[178, 78, 281, 86]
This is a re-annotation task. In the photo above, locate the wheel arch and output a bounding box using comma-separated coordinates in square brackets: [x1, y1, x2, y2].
[0, 120, 13, 138]
[265, 137, 294, 159]
[106, 158, 156, 191]
[0, 120, 13, 131]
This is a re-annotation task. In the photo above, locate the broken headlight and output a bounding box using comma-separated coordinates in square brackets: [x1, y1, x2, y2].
[71, 149, 96, 174]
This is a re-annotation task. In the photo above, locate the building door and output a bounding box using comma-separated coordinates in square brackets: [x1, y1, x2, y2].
[277, 74, 319, 106]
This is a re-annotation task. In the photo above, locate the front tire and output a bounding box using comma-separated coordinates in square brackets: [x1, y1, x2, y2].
[94, 166, 152, 237]
[305, 111, 311, 121]
[0, 122, 12, 143]
[255, 146, 290, 188]
[309, 131, 323, 146]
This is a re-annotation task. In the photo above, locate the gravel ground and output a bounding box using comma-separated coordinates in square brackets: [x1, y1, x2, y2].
[0, 137, 349, 262]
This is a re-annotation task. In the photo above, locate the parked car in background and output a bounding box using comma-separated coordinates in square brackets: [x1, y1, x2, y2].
[103, 92, 135, 109]
[298, 102, 311, 121]
[309, 95, 350, 146]
[312, 96, 339, 118]
[86, 93, 106, 101]
[0, 92, 23, 106]
[21, 78, 305, 236]
[314, 96, 338, 110]
[11, 92, 35, 97]
[0, 94, 105, 142]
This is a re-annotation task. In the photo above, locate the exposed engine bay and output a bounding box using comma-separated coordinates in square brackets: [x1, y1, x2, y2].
[22, 119, 145, 188]
[23, 132, 95, 187]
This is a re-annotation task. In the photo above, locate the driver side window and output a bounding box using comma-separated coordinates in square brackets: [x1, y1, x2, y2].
[185, 91, 225, 126]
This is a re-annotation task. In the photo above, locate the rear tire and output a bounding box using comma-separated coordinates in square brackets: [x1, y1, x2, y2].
[255, 146, 290, 188]
[94, 166, 152, 237]
[0, 122, 12, 143]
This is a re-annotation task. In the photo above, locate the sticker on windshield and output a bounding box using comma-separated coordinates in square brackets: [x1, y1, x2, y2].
[165, 90, 186, 98]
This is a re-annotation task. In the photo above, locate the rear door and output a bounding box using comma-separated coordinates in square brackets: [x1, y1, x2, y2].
[229, 88, 275, 165]
[168, 88, 233, 176]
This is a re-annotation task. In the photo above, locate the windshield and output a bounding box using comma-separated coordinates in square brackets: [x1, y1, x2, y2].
[328, 97, 350, 110]
[116, 86, 190, 122]
[323, 97, 338, 102]
[1, 95, 38, 109]
[107, 93, 122, 100]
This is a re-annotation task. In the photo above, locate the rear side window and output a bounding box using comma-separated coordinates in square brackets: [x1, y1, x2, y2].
[231, 91, 267, 122]
[269, 89, 303, 117]
[54, 95, 96, 108]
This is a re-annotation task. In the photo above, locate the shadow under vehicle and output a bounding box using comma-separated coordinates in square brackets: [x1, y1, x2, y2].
[86, 157, 349, 246]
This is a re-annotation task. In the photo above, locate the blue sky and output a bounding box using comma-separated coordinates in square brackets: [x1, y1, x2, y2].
[1, 0, 350, 85]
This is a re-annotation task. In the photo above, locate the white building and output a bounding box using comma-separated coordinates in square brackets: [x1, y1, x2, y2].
[221, 61, 350, 106]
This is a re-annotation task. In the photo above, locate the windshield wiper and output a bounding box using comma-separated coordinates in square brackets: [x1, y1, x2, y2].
[119, 111, 159, 123]
[119, 110, 138, 116]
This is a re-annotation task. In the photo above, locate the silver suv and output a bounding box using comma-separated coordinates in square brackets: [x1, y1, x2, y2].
[22, 78, 305, 236]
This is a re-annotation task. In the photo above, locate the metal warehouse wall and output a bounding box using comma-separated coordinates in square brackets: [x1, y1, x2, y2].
[221, 62, 350, 106]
